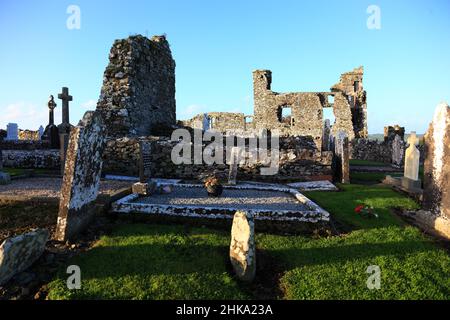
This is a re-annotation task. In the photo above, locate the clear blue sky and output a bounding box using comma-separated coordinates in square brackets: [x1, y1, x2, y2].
[1, 0, 449, 134]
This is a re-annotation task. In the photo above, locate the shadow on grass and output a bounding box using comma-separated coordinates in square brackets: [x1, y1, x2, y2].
[268, 240, 431, 269]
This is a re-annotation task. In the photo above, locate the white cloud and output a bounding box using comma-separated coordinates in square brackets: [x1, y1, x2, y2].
[0, 101, 61, 131]
[81, 99, 97, 110]
[178, 104, 207, 120]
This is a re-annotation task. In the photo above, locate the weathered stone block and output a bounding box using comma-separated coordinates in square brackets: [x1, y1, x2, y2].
[423, 102, 450, 219]
[55, 111, 106, 241]
[230, 211, 256, 282]
[0, 229, 49, 285]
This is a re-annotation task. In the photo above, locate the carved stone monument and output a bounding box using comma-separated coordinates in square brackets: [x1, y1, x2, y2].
[58, 87, 73, 175]
[332, 131, 350, 184]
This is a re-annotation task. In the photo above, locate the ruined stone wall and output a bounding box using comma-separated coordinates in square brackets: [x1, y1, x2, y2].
[0, 140, 51, 150]
[351, 138, 425, 165]
[96, 35, 176, 138]
[103, 136, 333, 182]
[331, 66, 368, 139]
[18, 130, 40, 141]
[252, 70, 326, 150]
[182, 112, 249, 131]
[1, 150, 60, 169]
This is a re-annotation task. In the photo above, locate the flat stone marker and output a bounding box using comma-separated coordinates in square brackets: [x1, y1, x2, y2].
[402, 132, 421, 190]
[0, 229, 49, 285]
[230, 211, 256, 282]
[55, 111, 106, 241]
[423, 102, 450, 219]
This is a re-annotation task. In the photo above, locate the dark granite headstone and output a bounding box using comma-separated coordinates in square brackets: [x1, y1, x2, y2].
[138, 140, 153, 183]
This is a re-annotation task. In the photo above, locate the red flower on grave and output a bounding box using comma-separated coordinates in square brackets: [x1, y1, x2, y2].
[355, 205, 364, 214]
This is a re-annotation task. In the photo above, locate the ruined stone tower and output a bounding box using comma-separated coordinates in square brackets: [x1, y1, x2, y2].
[96, 35, 176, 138]
[331, 66, 367, 139]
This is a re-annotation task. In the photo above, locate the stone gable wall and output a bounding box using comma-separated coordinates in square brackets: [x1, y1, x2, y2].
[96, 35, 176, 138]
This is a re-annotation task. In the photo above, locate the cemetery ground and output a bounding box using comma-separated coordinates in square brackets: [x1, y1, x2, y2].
[1, 174, 447, 300]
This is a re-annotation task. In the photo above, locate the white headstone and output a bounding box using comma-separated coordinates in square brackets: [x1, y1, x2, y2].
[404, 132, 420, 181]
[6, 123, 18, 141]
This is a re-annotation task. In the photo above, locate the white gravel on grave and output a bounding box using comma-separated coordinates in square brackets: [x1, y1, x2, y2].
[133, 186, 309, 211]
[0, 177, 131, 199]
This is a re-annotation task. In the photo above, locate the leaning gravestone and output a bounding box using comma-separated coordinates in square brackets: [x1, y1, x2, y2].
[401, 132, 421, 190]
[423, 102, 450, 220]
[0, 229, 49, 285]
[55, 111, 106, 241]
[332, 131, 350, 183]
[230, 211, 256, 282]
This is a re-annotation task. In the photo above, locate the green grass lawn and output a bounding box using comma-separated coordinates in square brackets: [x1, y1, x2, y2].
[47, 224, 249, 300]
[47, 184, 450, 300]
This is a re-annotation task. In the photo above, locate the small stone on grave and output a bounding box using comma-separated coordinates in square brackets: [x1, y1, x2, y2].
[230, 211, 256, 282]
[132, 181, 157, 196]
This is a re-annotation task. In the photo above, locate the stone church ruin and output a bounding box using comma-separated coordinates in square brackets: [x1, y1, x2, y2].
[97, 35, 369, 183]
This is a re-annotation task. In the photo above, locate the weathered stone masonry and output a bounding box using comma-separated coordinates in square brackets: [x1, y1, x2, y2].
[96, 35, 176, 138]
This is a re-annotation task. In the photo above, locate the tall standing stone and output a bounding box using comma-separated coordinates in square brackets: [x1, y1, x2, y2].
[423, 102, 450, 219]
[58, 87, 73, 175]
[332, 131, 350, 183]
[55, 111, 106, 241]
[230, 211, 256, 282]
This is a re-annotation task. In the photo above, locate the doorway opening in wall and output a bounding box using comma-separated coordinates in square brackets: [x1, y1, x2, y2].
[323, 107, 335, 126]
[278, 106, 293, 126]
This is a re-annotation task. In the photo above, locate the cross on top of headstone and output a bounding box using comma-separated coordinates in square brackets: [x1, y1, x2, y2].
[48, 95, 56, 110]
[58, 87, 73, 125]
[407, 132, 419, 147]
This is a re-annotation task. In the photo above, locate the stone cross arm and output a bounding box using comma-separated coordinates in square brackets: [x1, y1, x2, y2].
[58, 87, 73, 102]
